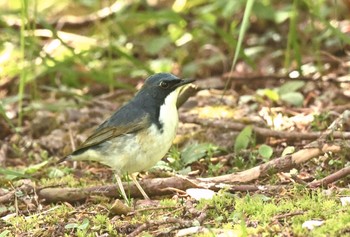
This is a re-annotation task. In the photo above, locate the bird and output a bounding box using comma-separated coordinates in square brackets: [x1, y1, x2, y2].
[62, 73, 194, 203]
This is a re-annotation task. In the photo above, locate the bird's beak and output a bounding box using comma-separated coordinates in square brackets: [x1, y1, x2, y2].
[172, 78, 195, 89]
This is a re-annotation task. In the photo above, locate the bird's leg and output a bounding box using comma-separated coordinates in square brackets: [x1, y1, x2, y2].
[115, 174, 130, 205]
[130, 174, 150, 200]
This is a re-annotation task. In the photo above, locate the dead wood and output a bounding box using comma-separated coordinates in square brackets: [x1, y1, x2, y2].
[272, 211, 305, 220]
[181, 116, 350, 140]
[198, 142, 344, 184]
[37, 176, 199, 203]
[177, 84, 199, 108]
[307, 166, 350, 188]
[3, 1, 132, 29]
[198, 111, 349, 184]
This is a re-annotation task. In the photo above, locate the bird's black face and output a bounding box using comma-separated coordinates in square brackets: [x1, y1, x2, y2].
[137, 73, 194, 104]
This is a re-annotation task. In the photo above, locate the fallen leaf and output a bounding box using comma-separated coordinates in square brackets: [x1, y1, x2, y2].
[302, 220, 324, 230]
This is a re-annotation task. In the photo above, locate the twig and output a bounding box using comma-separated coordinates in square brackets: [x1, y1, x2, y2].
[199, 141, 344, 184]
[181, 115, 350, 140]
[130, 206, 177, 215]
[31, 29, 97, 45]
[0, 190, 16, 204]
[3, 1, 133, 29]
[216, 184, 286, 193]
[222, 72, 341, 84]
[127, 203, 208, 237]
[199, 111, 349, 184]
[272, 211, 305, 220]
[177, 84, 198, 108]
[0, 179, 34, 204]
[0, 143, 8, 165]
[307, 166, 350, 188]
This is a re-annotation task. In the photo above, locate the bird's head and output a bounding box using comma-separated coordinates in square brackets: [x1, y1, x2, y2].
[136, 73, 194, 107]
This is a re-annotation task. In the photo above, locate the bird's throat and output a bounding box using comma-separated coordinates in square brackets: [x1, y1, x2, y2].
[157, 89, 180, 134]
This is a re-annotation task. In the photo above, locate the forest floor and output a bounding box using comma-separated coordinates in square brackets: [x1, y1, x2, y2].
[1, 1, 350, 236]
[1, 76, 350, 236]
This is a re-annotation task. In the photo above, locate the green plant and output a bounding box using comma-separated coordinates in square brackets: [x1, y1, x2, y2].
[234, 125, 253, 153]
[65, 218, 90, 232]
[256, 80, 305, 106]
[311, 112, 331, 131]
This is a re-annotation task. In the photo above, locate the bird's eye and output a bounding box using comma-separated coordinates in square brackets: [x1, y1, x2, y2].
[159, 81, 169, 89]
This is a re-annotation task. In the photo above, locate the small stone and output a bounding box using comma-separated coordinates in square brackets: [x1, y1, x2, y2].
[186, 188, 216, 201]
[340, 197, 350, 206]
[302, 220, 324, 230]
[110, 199, 132, 216]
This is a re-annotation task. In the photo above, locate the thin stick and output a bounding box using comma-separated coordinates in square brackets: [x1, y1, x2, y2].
[181, 116, 350, 140]
[308, 166, 350, 188]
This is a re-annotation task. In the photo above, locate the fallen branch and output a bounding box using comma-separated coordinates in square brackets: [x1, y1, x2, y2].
[37, 179, 289, 202]
[272, 211, 305, 220]
[307, 166, 350, 188]
[181, 116, 350, 140]
[222, 70, 342, 85]
[55, 1, 132, 28]
[199, 111, 350, 184]
[198, 142, 344, 184]
[37, 176, 199, 203]
[3, 0, 132, 29]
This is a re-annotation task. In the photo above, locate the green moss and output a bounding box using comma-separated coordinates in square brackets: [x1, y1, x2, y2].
[195, 188, 349, 236]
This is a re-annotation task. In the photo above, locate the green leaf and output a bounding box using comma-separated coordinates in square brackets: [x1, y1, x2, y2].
[65, 223, 79, 229]
[234, 126, 253, 153]
[278, 81, 305, 95]
[145, 37, 170, 55]
[258, 144, 273, 159]
[263, 89, 280, 102]
[78, 218, 89, 230]
[231, 0, 255, 70]
[181, 143, 215, 166]
[48, 168, 65, 178]
[0, 168, 30, 180]
[178, 167, 192, 175]
[282, 146, 295, 156]
[149, 58, 173, 73]
[24, 160, 48, 174]
[280, 92, 304, 106]
[0, 230, 10, 237]
[151, 160, 173, 172]
[64, 218, 89, 230]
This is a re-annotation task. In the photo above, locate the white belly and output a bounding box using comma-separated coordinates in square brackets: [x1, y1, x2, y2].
[124, 90, 179, 173]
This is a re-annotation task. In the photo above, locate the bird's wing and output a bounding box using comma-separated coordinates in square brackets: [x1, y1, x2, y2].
[72, 113, 150, 154]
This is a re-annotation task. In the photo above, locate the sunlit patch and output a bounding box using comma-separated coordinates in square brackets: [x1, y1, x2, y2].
[0, 42, 14, 65]
[194, 105, 236, 119]
[186, 188, 216, 200]
[175, 32, 193, 46]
